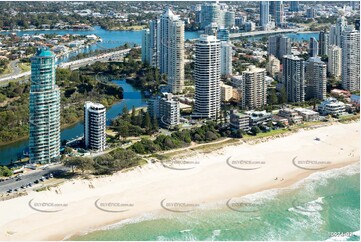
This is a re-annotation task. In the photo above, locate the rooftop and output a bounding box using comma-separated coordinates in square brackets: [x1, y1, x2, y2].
[199, 34, 218, 42]
[294, 108, 319, 115]
[35, 47, 55, 57]
[283, 55, 302, 61]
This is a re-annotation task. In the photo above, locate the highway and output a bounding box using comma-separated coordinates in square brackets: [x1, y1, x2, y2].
[229, 28, 302, 39]
[0, 164, 69, 194]
[0, 48, 134, 83]
[58, 48, 132, 70]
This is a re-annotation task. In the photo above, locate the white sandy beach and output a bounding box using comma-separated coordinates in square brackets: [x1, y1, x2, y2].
[0, 121, 359, 241]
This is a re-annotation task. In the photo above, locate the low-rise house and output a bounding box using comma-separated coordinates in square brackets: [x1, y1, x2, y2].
[278, 108, 303, 124]
[67, 40, 84, 48]
[294, 108, 320, 121]
[317, 97, 346, 115]
[52, 45, 68, 53]
[244, 110, 272, 126]
[86, 34, 98, 40]
[229, 110, 250, 131]
[330, 89, 351, 99]
[272, 115, 289, 126]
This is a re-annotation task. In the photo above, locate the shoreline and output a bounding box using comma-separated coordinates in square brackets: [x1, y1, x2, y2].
[70, 160, 360, 240]
[0, 121, 359, 240]
[0, 28, 94, 33]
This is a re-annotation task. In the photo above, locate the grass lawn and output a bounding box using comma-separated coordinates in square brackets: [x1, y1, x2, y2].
[339, 114, 360, 123]
[0, 64, 11, 77]
[243, 128, 290, 140]
[18, 62, 31, 72]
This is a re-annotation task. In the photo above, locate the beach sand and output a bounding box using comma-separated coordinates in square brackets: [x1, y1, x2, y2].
[0, 121, 359, 241]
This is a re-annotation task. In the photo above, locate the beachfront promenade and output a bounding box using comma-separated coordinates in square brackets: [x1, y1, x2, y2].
[0, 48, 134, 83]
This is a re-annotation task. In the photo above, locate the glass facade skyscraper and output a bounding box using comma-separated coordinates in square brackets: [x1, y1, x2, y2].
[29, 47, 60, 164]
[259, 1, 269, 29]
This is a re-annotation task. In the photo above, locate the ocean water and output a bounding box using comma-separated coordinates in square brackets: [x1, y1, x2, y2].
[71, 163, 360, 241]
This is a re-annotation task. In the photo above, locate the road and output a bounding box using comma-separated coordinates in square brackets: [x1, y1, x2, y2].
[0, 48, 135, 83]
[0, 164, 69, 193]
[58, 48, 133, 70]
[0, 60, 22, 79]
[229, 28, 303, 39]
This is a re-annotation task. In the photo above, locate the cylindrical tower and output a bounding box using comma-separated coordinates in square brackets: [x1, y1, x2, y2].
[29, 47, 60, 164]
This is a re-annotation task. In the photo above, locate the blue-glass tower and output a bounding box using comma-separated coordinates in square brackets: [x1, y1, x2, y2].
[29, 47, 60, 164]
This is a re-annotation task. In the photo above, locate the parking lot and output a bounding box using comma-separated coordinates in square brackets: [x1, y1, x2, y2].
[0, 165, 69, 194]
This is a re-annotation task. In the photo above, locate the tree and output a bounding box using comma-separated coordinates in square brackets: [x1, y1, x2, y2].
[121, 105, 129, 121]
[232, 129, 244, 138]
[63, 147, 73, 155]
[131, 142, 145, 154]
[251, 126, 261, 135]
[64, 157, 94, 174]
[117, 123, 129, 140]
[278, 87, 288, 104]
[142, 112, 151, 132]
[152, 116, 159, 131]
[205, 131, 218, 141]
[130, 106, 136, 124]
[276, 121, 285, 128]
[268, 89, 278, 105]
[0, 166, 12, 177]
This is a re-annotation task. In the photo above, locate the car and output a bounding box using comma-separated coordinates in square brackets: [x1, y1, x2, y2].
[34, 180, 39, 184]
[7, 189, 12, 193]
[49, 173, 53, 178]
[14, 188, 18, 192]
[20, 185, 24, 189]
[39, 178, 44, 182]
[15, 177, 22, 181]
[28, 183, 32, 187]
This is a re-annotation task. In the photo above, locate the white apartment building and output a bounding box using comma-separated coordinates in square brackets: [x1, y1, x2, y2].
[84, 102, 106, 152]
[318, 97, 346, 115]
[148, 93, 180, 129]
[328, 45, 342, 79]
[156, 8, 185, 93]
[341, 27, 360, 92]
[194, 35, 221, 119]
[241, 65, 267, 110]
